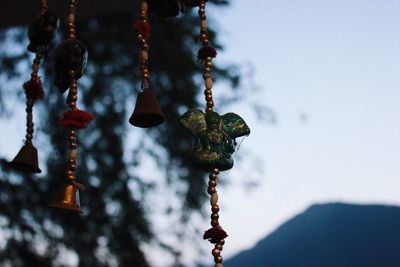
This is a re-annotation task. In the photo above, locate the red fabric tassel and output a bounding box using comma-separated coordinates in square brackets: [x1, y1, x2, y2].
[197, 45, 217, 63]
[133, 20, 151, 40]
[23, 78, 45, 100]
[203, 225, 228, 243]
[59, 109, 94, 129]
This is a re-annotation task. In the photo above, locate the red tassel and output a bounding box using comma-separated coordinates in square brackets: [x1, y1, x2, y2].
[23, 78, 45, 100]
[197, 45, 217, 63]
[59, 109, 94, 129]
[133, 20, 151, 40]
[203, 225, 228, 244]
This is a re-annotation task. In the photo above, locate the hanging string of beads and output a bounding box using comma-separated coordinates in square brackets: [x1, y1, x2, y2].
[198, 2, 226, 266]
[179, 1, 250, 267]
[129, 0, 165, 128]
[49, 0, 92, 213]
[135, 0, 151, 91]
[8, 0, 58, 173]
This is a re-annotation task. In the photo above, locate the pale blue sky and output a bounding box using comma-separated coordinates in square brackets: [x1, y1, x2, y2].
[209, 0, 400, 266]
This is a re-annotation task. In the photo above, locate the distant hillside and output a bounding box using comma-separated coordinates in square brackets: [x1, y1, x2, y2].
[225, 203, 400, 267]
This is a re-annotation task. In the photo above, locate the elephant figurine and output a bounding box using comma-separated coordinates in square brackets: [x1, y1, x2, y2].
[180, 109, 250, 171]
[27, 12, 59, 53]
[53, 40, 87, 93]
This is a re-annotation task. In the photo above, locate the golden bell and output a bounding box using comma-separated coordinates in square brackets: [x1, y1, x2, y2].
[129, 89, 165, 128]
[48, 182, 83, 213]
[8, 142, 41, 173]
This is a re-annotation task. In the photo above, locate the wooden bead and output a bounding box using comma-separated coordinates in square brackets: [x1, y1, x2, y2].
[70, 149, 77, 159]
[205, 77, 213, 89]
[206, 107, 213, 113]
[210, 192, 218, 205]
[68, 14, 75, 23]
[140, 51, 148, 61]
[206, 101, 214, 108]
[208, 180, 216, 187]
[141, 2, 148, 11]
[207, 186, 216, 195]
[211, 219, 219, 227]
[211, 213, 219, 220]
[215, 243, 223, 250]
[212, 248, 220, 257]
[215, 264, 223, 267]
[215, 256, 223, 263]
[211, 205, 219, 213]
[213, 168, 220, 174]
[201, 19, 207, 29]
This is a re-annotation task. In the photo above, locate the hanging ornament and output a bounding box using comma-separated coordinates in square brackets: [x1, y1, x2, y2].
[9, 0, 58, 173]
[49, 0, 91, 213]
[179, 1, 250, 266]
[129, 0, 165, 128]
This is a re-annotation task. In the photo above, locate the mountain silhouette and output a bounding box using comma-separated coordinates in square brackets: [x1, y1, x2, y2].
[225, 203, 400, 267]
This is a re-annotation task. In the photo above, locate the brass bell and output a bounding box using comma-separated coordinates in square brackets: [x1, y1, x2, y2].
[8, 142, 41, 173]
[129, 89, 165, 128]
[48, 182, 84, 213]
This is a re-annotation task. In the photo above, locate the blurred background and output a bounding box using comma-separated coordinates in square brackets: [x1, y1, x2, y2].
[1, 0, 400, 266]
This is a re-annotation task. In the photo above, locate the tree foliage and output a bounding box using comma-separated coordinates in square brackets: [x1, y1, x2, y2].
[0, 1, 243, 266]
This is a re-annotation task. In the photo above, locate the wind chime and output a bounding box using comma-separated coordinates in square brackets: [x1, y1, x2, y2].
[8, 0, 58, 174]
[179, 1, 251, 266]
[129, 0, 165, 128]
[48, 0, 92, 213]
[9, 0, 249, 264]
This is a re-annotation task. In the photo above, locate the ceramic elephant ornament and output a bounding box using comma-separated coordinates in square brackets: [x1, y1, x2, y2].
[54, 39, 88, 93]
[180, 109, 250, 171]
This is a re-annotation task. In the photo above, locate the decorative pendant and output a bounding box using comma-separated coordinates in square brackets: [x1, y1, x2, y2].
[180, 109, 250, 171]
[9, 0, 58, 174]
[179, 1, 250, 266]
[129, 0, 165, 128]
[49, 0, 92, 213]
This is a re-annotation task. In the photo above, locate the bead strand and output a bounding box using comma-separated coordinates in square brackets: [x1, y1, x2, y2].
[40, 0, 48, 15]
[207, 168, 225, 267]
[198, 0, 214, 113]
[30, 49, 44, 81]
[66, 71, 78, 182]
[25, 46, 45, 145]
[68, 0, 77, 40]
[137, 0, 150, 89]
[25, 98, 34, 145]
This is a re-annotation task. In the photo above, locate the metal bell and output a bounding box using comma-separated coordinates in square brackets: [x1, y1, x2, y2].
[8, 142, 41, 173]
[129, 89, 165, 128]
[48, 182, 83, 213]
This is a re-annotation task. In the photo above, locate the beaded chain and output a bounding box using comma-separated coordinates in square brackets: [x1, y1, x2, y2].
[64, 0, 82, 190]
[198, 1, 225, 266]
[136, 0, 151, 90]
[24, 0, 49, 147]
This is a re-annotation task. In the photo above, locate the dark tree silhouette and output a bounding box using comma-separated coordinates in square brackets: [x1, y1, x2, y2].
[0, 1, 244, 266]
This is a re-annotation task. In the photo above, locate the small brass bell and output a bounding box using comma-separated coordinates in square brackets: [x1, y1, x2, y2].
[49, 182, 84, 213]
[129, 89, 165, 128]
[8, 142, 41, 173]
